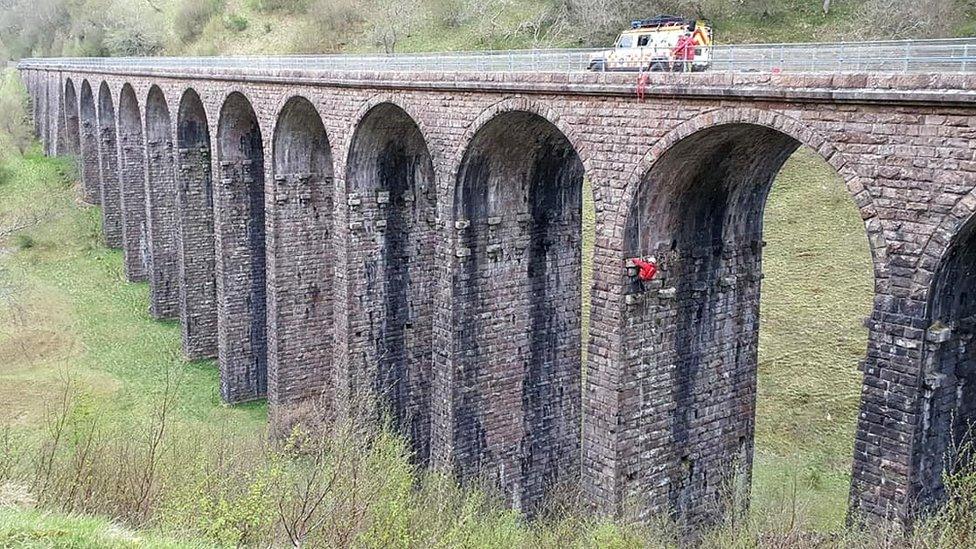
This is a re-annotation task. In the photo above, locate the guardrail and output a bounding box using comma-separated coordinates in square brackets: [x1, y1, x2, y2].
[17, 37, 976, 74]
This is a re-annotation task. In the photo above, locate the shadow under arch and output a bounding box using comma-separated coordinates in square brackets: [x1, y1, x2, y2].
[97, 81, 123, 248]
[266, 95, 336, 422]
[215, 91, 268, 404]
[176, 88, 218, 360]
[144, 85, 180, 320]
[344, 101, 436, 464]
[117, 83, 149, 282]
[62, 78, 80, 158]
[914, 211, 976, 513]
[613, 119, 875, 526]
[79, 80, 101, 204]
[448, 109, 584, 516]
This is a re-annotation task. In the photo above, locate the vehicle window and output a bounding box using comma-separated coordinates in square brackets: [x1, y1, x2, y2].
[617, 34, 634, 48]
[637, 35, 651, 47]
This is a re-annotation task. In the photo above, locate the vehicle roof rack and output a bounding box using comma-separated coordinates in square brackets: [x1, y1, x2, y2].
[631, 15, 693, 29]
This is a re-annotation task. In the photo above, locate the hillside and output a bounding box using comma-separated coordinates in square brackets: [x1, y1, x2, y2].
[2, 0, 976, 61]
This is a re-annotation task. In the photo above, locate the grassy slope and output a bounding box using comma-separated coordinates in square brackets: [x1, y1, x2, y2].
[752, 147, 873, 530]
[0, 148, 265, 436]
[0, 508, 208, 548]
[170, 0, 976, 56]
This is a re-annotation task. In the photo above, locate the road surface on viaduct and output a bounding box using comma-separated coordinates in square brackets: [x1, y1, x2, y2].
[17, 42, 976, 528]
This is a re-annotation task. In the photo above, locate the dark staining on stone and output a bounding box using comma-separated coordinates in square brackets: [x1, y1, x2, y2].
[345, 103, 436, 465]
[216, 92, 268, 403]
[916, 216, 976, 511]
[176, 89, 218, 360]
[145, 86, 181, 320]
[625, 124, 801, 526]
[268, 96, 335, 417]
[118, 84, 149, 283]
[63, 79, 80, 157]
[453, 111, 583, 515]
[97, 81, 123, 249]
[78, 80, 101, 205]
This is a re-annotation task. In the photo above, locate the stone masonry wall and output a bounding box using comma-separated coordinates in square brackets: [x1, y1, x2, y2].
[116, 85, 149, 282]
[20, 64, 976, 528]
[266, 97, 335, 421]
[79, 82, 101, 205]
[97, 83, 123, 249]
[144, 88, 180, 320]
[175, 91, 218, 360]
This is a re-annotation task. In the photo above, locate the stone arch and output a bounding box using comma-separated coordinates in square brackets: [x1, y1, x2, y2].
[344, 101, 437, 464]
[913, 210, 976, 512]
[267, 96, 336, 419]
[144, 85, 180, 320]
[215, 91, 268, 404]
[616, 108, 888, 268]
[176, 88, 218, 360]
[605, 109, 880, 526]
[448, 97, 593, 190]
[79, 80, 101, 204]
[63, 78, 80, 158]
[447, 108, 584, 515]
[117, 83, 149, 282]
[97, 82, 123, 248]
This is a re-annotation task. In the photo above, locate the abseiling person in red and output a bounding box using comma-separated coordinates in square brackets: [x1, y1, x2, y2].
[672, 32, 697, 72]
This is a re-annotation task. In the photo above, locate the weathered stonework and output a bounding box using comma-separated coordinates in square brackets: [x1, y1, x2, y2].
[214, 92, 268, 404]
[19, 62, 976, 527]
[116, 84, 149, 283]
[79, 81, 101, 205]
[175, 89, 218, 360]
[266, 96, 334, 420]
[96, 81, 123, 249]
[144, 86, 180, 320]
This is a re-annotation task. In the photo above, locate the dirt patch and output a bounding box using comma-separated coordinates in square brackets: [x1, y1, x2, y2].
[0, 329, 79, 373]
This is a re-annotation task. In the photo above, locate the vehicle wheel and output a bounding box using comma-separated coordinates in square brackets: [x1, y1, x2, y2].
[649, 61, 667, 72]
[588, 60, 606, 72]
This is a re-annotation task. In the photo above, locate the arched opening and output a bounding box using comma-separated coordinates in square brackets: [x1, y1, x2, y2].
[117, 84, 149, 282]
[622, 123, 871, 527]
[268, 96, 335, 417]
[97, 82, 123, 248]
[176, 89, 217, 360]
[451, 111, 584, 514]
[215, 92, 267, 404]
[79, 81, 101, 205]
[345, 103, 436, 464]
[915, 215, 976, 511]
[144, 86, 180, 320]
[63, 79, 80, 158]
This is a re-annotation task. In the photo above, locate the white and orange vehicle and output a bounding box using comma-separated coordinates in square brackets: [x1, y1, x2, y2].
[588, 16, 713, 72]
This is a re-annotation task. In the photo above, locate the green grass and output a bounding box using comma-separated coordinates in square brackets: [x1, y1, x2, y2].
[752, 147, 873, 530]
[0, 508, 208, 548]
[0, 146, 265, 439]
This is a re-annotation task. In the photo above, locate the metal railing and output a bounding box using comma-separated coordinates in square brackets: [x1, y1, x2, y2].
[17, 37, 976, 74]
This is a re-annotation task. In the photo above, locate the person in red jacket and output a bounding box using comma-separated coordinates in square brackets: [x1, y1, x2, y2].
[672, 32, 697, 72]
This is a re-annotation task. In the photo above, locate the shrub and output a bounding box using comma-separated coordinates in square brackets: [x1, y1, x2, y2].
[173, 0, 224, 44]
[13, 234, 35, 250]
[223, 13, 249, 33]
[294, 0, 365, 52]
[0, 71, 33, 156]
[247, 0, 308, 13]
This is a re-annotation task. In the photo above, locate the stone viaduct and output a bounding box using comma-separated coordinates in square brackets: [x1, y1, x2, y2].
[16, 59, 976, 527]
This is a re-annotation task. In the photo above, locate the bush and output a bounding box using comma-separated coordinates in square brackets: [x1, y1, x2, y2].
[247, 0, 308, 13]
[174, 0, 224, 44]
[293, 0, 365, 52]
[0, 71, 32, 157]
[223, 13, 249, 33]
